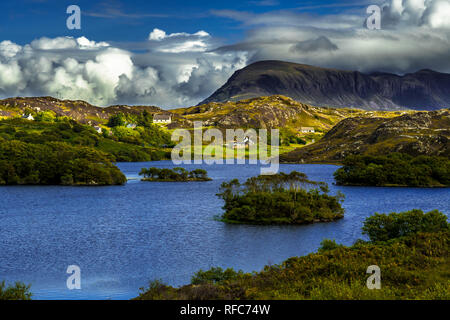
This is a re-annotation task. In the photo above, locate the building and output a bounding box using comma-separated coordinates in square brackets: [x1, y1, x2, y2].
[299, 127, 315, 133]
[153, 114, 172, 124]
[93, 126, 102, 134]
[126, 123, 137, 129]
[22, 114, 34, 121]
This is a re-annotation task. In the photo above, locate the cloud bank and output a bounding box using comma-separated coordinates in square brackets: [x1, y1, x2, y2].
[0, 0, 449, 108]
[0, 33, 247, 107]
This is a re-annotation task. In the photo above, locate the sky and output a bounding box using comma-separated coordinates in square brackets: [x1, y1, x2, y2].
[0, 0, 449, 108]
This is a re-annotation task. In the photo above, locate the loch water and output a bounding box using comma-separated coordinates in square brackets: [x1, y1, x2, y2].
[0, 161, 448, 299]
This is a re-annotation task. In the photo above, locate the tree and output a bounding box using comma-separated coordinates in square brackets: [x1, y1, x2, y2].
[34, 111, 56, 122]
[190, 169, 208, 180]
[107, 112, 126, 127]
[362, 209, 449, 242]
[0, 281, 32, 300]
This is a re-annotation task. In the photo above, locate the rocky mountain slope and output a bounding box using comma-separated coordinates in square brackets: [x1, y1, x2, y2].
[200, 60, 450, 111]
[280, 109, 450, 163]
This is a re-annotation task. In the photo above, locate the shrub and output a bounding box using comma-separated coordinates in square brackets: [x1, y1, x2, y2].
[334, 153, 450, 187]
[191, 267, 243, 285]
[0, 281, 32, 300]
[362, 209, 449, 242]
[318, 239, 344, 252]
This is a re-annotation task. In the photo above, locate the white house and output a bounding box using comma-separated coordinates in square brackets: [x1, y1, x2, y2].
[126, 123, 137, 129]
[22, 114, 34, 121]
[93, 126, 102, 133]
[299, 127, 315, 133]
[153, 114, 172, 124]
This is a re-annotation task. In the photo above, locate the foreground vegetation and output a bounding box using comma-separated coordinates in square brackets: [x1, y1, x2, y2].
[0, 113, 175, 185]
[0, 281, 32, 300]
[0, 116, 172, 162]
[0, 139, 126, 185]
[334, 154, 450, 187]
[135, 209, 450, 300]
[217, 171, 344, 225]
[139, 167, 211, 182]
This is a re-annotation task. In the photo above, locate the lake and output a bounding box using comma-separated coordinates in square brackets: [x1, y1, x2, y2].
[0, 161, 448, 299]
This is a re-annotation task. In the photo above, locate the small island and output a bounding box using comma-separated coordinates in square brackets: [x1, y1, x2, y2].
[334, 153, 450, 187]
[216, 171, 344, 225]
[139, 167, 212, 182]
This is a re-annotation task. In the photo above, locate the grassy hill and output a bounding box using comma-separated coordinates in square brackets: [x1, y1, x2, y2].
[2, 95, 448, 163]
[0, 118, 171, 162]
[280, 109, 450, 163]
[173, 95, 403, 130]
[0, 96, 170, 125]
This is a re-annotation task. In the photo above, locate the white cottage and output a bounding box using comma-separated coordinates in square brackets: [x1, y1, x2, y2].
[299, 127, 315, 133]
[22, 114, 34, 121]
[153, 114, 172, 124]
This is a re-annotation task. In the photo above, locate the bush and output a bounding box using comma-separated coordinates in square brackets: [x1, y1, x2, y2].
[191, 267, 243, 285]
[362, 209, 449, 242]
[0, 281, 32, 300]
[318, 239, 344, 252]
[334, 153, 450, 187]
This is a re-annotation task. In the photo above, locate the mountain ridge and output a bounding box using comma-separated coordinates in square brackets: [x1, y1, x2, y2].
[200, 60, 450, 110]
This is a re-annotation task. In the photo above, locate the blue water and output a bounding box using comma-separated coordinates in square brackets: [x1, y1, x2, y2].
[0, 161, 448, 300]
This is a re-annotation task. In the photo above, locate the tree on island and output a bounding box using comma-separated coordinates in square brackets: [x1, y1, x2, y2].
[217, 171, 344, 225]
[139, 167, 211, 182]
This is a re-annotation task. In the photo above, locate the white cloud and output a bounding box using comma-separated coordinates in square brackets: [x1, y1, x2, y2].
[421, 0, 450, 28]
[213, 0, 450, 75]
[76, 36, 110, 49]
[149, 28, 167, 41]
[0, 41, 22, 58]
[148, 28, 211, 53]
[149, 28, 210, 41]
[0, 33, 246, 108]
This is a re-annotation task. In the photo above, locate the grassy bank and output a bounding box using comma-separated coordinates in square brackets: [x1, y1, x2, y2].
[135, 209, 450, 300]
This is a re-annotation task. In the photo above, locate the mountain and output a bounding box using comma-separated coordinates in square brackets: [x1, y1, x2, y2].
[280, 109, 450, 163]
[200, 61, 450, 111]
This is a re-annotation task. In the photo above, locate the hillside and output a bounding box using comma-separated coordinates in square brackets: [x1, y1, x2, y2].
[173, 95, 402, 130]
[280, 109, 450, 163]
[0, 96, 168, 125]
[200, 60, 450, 111]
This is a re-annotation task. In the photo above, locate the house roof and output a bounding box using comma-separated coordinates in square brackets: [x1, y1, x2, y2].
[153, 114, 172, 120]
[300, 127, 314, 130]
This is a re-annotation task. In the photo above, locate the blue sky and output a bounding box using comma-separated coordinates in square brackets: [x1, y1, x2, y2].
[2, 0, 374, 45]
[0, 0, 449, 107]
